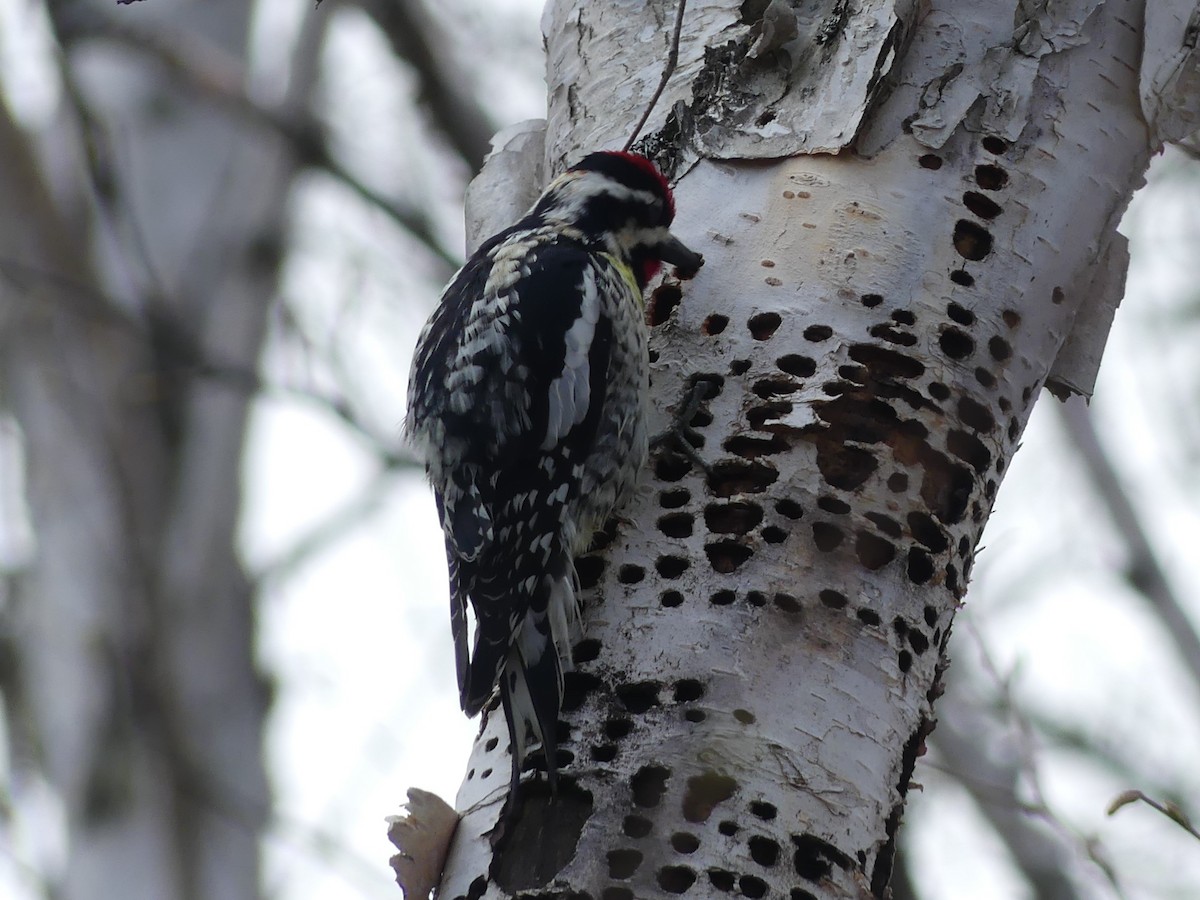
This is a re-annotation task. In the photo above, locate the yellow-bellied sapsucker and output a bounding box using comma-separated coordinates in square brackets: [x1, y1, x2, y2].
[404, 151, 703, 792]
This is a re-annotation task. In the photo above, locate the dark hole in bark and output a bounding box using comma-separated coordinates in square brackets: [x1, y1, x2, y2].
[671, 832, 700, 854]
[659, 487, 691, 508]
[617, 564, 645, 584]
[775, 498, 803, 519]
[865, 512, 902, 538]
[918, 153, 942, 169]
[1052, 286, 1065, 304]
[648, 283, 683, 326]
[924, 605, 938, 626]
[950, 269, 975, 286]
[908, 630, 930, 654]
[603, 888, 633, 900]
[702, 313, 729, 335]
[591, 744, 617, 762]
[928, 382, 950, 401]
[734, 709, 756, 724]
[812, 522, 844, 551]
[908, 548, 935, 584]
[616, 682, 660, 714]
[848, 344, 926, 379]
[561, 671, 603, 712]
[963, 191, 1002, 220]
[958, 396, 996, 432]
[719, 820, 739, 836]
[607, 848, 643, 879]
[752, 376, 801, 398]
[747, 590, 767, 607]
[948, 429, 991, 474]
[975, 164, 1009, 190]
[685, 709, 706, 722]
[750, 801, 777, 820]
[655, 452, 692, 482]
[939, 327, 975, 359]
[861, 293, 884, 307]
[819, 445, 878, 491]
[819, 589, 848, 609]
[763, 525, 789, 544]
[817, 495, 851, 514]
[792, 834, 852, 881]
[777, 353, 817, 377]
[907, 512, 949, 551]
[946, 301, 975, 325]
[741, 875, 769, 898]
[576, 556, 605, 589]
[974, 367, 997, 388]
[869, 323, 918, 346]
[891, 309, 916, 325]
[856, 531, 896, 569]
[749, 836, 781, 867]
[573, 638, 602, 663]
[493, 779, 593, 892]
[682, 771, 738, 823]
[661, 590, 684, 608]
[887, 472, 909, 492]
[748, 312, 782, 339]
[605, 718, 633, 739]
[675, 679, 704, 702]
[631, 766, 671, 808]
[857, 608, 881, 626]
[707, 460, 778, 496]
[725, 433, 791, 458]
[803, 324, 833, 342]
[774, 592, 801, 613]
[729, 358, 752, 375]
[747, 401, 793, 428]
[657, 513, 694, 538]
[1002, 309, 1021, 328]
[710, 590, 736, 606]
[982, 135, 1008, 154]
[839, 364, 869, 383]
[706, 541, 753, 573]
[709, 869, 736, 891]
[898, 650, 913, 672]
[989, 336, 1013, 361]
[705, 501, 763, 534]
[656, 555, 689, 578]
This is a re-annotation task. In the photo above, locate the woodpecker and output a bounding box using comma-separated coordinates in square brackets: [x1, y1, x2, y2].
[405, 151, 703, 793]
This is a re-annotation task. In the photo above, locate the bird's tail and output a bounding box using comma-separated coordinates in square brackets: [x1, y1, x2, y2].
[498, 566, 580, 789]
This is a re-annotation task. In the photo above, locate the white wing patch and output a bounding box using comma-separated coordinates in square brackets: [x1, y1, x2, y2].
[542, 274, 601, 450]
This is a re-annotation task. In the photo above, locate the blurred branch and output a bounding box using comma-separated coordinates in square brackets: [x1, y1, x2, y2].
[352, 0, 496, 171]
[1058, 397, 1200, 690]
[932, 710, 1089, 900]
[950, 623, 1126, 898]
[254, 466, 400, 585]
[1108, 790, 1200, 842]
[53, 8, 459, 274]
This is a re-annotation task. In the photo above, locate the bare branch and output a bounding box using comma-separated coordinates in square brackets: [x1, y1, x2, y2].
[352, 0, 496, 171]
[55, 9, 459, 274]
[1057, 398, 1200, 691]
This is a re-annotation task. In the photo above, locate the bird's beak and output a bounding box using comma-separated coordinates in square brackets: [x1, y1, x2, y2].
[659, 234, 704, 280]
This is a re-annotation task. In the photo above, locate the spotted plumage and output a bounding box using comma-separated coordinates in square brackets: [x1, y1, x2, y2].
[405, 151, 702, 793]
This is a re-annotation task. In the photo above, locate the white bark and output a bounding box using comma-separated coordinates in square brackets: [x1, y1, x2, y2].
[433, 1, 1195, 898]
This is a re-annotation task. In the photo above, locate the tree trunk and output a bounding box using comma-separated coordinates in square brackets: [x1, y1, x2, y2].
[433, 1, 1196, 897]
[0, 2, 319, 897]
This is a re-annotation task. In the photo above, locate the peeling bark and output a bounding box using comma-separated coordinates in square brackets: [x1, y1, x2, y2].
[431, 1, 1193, 897]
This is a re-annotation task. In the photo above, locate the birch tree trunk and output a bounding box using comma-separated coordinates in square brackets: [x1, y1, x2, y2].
[431, 1, 1200, 897]
[0, 3, 319, 897]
